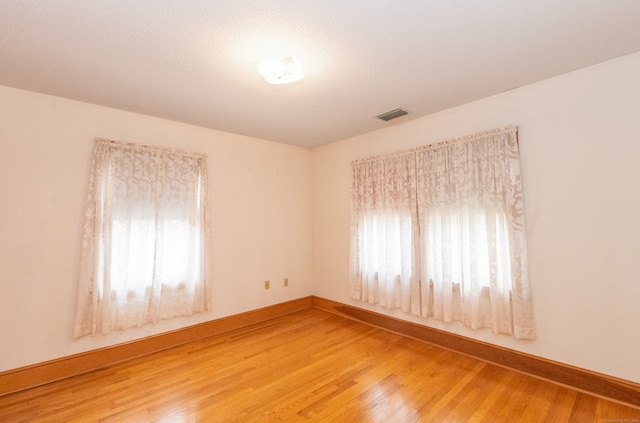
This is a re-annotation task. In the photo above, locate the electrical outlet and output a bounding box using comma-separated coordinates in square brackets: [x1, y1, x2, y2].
[264, 280, 270, 290]
[284, 278, 289, 287]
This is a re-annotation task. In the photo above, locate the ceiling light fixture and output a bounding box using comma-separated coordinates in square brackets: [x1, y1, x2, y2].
[257, 56, 304, 85]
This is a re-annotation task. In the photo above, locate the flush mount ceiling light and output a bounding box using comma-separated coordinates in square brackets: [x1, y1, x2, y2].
[257, 56, 304, 85]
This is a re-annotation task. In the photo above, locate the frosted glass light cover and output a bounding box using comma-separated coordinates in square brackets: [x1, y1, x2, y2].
[257, 56, 304, 84]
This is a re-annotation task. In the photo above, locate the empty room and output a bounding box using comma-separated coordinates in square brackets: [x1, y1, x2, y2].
[1, 1, 640, 421]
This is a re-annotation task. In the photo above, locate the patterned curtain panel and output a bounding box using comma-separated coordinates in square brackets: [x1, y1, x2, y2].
[350, 126, 535, 339]
[350, 153, 419, 313]
[74, 139, 211, 337]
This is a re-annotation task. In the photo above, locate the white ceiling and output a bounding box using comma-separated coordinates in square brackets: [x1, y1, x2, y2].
[2, 1, 640, 148]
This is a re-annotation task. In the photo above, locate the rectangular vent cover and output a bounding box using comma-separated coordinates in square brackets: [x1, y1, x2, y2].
[376, 108, 408, 121]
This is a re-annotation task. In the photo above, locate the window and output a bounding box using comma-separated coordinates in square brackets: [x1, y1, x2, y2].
[74, 139, 210, 337]
[350, 152, 418, 312]
[350, 126, 535, 339]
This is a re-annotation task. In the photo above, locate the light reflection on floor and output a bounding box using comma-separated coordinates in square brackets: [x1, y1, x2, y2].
[156, 410, 190, 423]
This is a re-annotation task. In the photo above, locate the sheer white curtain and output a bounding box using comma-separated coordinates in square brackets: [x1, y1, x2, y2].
[74, 139, 210, 337]
[350, 126, 535, 339]
[350, 153, 419, 312]
[415, 127, 534, 339]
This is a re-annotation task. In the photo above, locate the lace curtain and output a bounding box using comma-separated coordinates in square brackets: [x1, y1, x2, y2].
[74, 139, 210, 337]
[349, 153, 419, 312]
[350, 126, 535, 339]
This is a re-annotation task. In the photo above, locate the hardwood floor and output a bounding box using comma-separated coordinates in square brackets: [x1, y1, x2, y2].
[1, 309, 638, 422]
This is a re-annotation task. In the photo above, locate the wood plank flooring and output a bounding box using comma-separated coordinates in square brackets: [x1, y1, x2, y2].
[1, 308, 638, 422]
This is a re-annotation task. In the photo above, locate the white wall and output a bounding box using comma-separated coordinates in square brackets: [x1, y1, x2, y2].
[0, 86, 313, 372]
[312, 51, 640, 383]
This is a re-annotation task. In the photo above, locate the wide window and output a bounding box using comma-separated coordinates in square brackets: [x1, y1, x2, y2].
[350, 126, 535, 339]
[74, 139, 210, 337]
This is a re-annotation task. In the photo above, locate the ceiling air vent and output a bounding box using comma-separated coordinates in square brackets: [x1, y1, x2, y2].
[376, 108, 409, 122]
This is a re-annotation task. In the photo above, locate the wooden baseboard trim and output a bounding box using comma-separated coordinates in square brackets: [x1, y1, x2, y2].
[0, 297, 312, 397]
[312, 296, 640, 409]
[3, 295, 639, 409]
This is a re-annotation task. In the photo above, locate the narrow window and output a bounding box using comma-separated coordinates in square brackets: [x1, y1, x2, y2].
[74, 139, 210, 337]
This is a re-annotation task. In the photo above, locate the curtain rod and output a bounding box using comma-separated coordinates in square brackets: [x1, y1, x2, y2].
[96, 138, 207, 159]
[351, 125, 517, 165]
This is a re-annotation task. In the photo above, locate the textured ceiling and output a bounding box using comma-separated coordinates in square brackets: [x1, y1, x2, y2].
[2, 1, 640, 148]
